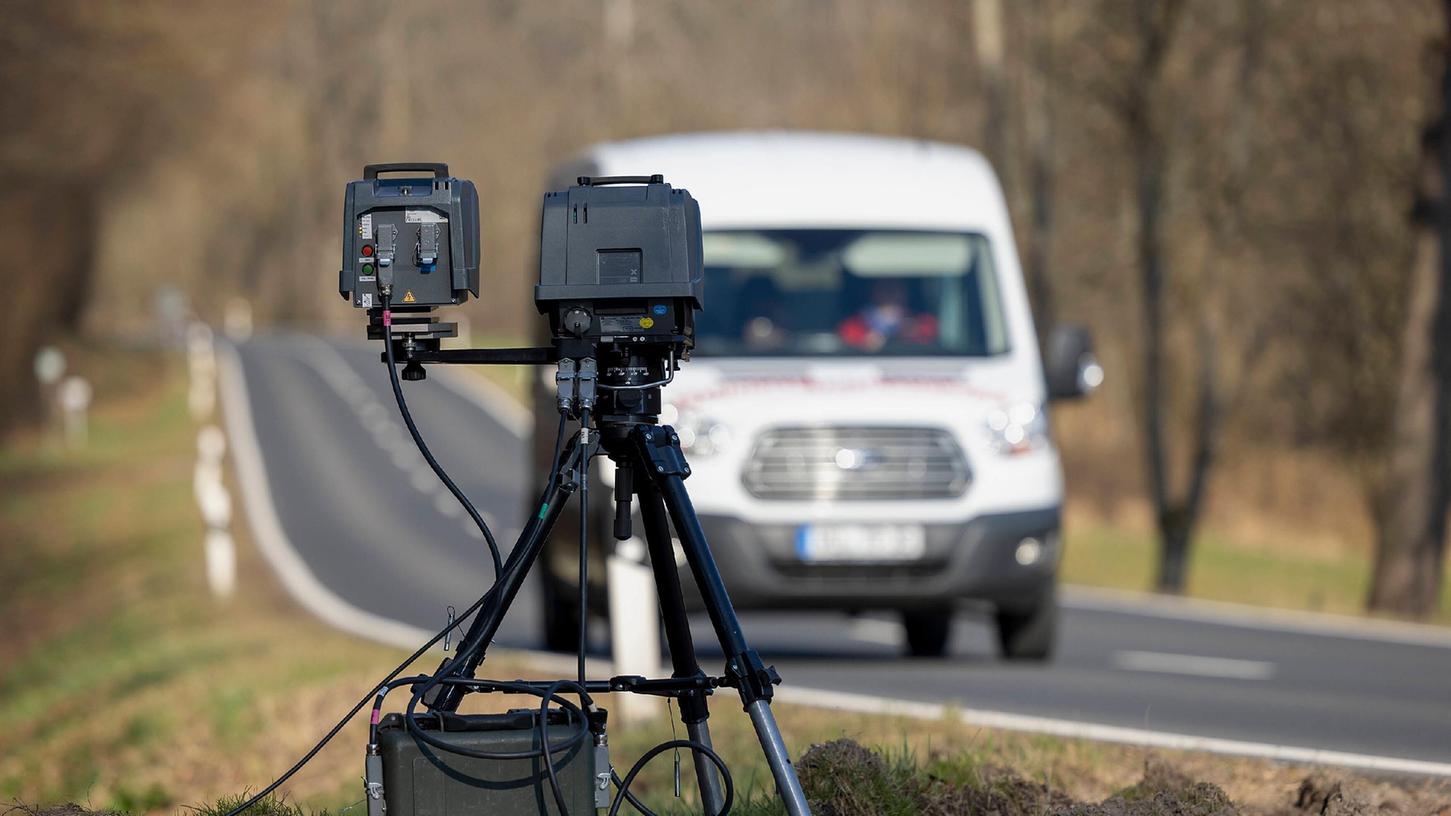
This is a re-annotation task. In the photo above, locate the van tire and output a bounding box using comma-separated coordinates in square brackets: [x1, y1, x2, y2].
[901, 609, 953, 657]
[541, 574, 583, 653]
[994, 590, 1057, 661]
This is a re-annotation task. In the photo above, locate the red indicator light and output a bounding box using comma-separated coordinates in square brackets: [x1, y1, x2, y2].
[361, 244, 374, 257]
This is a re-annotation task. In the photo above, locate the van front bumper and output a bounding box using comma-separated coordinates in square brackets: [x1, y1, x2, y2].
[691, 507, 1060, 611]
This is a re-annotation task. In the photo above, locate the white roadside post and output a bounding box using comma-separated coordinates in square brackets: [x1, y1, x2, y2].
[33, 346, 66, 438]
[607, 535, 662, 723]
[195, 425, 236, 599]
[56, 376, 92, 449]
[186, 322, 217, 420]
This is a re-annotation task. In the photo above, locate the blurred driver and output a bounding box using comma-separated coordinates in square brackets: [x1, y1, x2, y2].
[838, 279, 937, 350]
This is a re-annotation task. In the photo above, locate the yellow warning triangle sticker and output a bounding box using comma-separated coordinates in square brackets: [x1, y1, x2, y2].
[402, 291, 416, 303]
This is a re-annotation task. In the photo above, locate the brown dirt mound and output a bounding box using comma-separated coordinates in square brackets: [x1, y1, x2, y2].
[1283, 773, 1451, 816]
[797, 741, 1366, 816]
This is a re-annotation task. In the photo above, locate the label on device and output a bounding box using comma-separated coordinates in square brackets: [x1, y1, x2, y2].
[405, 209, 448, 224]
[795, 524, 926, 562]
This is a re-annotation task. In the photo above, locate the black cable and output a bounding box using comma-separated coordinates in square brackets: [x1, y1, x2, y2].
[380, 304, 503, 578]
[543, 412, 568, 500]
[577, 409, 591, 687]
[609, 740, 734, 816]
[537, 679, 594, 815]
[393, 405, 578, 763]
[400, 679, 591, 761]
[610, 768, 656, 815]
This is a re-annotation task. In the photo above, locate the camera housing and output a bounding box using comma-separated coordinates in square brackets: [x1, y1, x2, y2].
[535, 175, 704, 353]
[340, 163, 480, 310]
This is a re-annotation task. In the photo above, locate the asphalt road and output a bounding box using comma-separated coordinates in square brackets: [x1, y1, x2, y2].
[228, 332, 1451, 769]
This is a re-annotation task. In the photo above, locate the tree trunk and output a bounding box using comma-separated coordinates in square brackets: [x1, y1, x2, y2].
[1023, 0, 1057, 336]
[1124, 0, 1212, 595]
[1369, 10, 1451, 616]
[1156, 509, 1191, 592]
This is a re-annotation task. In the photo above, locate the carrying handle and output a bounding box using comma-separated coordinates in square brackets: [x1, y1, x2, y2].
[365, 162, 450, 180]
[577, 174, 665, 186]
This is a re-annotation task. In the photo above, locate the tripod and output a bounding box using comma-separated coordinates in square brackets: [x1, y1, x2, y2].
[391, 332, 812, 816]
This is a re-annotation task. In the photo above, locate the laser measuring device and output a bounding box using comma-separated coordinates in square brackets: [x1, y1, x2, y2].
[340, 162, 480, 310]
[535, 174, 704, 349]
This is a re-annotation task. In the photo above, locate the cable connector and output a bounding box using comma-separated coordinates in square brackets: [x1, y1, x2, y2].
[589, 708, 611, 810]
[556, 358, 577, 415]
[577, 358, 599, 412]
[365, 745, 387, 816]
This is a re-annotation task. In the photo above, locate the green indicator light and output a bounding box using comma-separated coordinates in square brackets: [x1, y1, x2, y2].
[362, 263, 374, 275]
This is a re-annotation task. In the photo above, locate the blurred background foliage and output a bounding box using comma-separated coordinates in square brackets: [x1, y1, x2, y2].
[0, 0, 1444, 611]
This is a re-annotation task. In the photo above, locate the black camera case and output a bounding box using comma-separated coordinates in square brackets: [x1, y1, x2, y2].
[340, 163, 480, 310]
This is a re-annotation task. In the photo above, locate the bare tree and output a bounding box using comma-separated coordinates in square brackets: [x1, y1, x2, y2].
[1369, 0, 1451, 618]
[1108, 0, 1225, 593]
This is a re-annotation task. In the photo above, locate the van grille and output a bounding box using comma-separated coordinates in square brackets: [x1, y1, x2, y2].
[742, 426, 970, 501]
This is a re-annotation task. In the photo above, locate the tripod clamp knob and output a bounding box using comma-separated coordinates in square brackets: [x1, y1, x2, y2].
[725, 649, 781, 705]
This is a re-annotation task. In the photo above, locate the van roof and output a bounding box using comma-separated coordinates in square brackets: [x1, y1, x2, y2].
[570, 131, 1010, 234]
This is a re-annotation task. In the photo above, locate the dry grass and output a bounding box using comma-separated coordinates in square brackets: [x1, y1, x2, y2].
[1060, 498, 1451, 624]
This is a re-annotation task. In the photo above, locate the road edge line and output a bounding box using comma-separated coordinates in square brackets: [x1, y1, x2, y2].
[1063, 584, 1451, 648]
[774, 685, 1451, 778]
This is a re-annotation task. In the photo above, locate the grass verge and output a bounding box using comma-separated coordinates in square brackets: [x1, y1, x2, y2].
[1060, 514, 1451, 624]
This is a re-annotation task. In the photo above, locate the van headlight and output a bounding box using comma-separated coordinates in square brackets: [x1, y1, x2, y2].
[984, 402, 1049, 456]
[676, 412, 733, 457]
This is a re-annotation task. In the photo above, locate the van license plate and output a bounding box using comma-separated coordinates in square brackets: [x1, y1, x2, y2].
[795, 524, 927, 563]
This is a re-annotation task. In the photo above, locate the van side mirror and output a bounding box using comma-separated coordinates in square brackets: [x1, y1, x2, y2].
[1045, 324, 1103, 400]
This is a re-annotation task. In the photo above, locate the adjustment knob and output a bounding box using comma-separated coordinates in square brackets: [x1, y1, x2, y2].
[401, 360, 428, 381]
[563, 308, 592, 337]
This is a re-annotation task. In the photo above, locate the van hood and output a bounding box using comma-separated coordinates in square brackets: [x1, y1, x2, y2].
[663, 356, 1044, 424]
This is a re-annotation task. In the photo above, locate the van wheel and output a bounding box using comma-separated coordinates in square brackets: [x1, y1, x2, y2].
[994, 589, 1057, 661]
[541, 574, 582, 653]
[901, 609, 953, 657]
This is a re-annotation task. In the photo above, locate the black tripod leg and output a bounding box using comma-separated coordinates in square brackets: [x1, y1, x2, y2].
[635, 475, 726, 813]
[429, 439, 582, 712]
[632, 425, 812, 816]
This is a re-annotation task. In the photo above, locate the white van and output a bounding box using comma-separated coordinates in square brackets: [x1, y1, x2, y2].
[534, 132, 1098, 660]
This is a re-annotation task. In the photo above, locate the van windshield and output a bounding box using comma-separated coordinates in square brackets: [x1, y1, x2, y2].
[695, 229, 1010, 358]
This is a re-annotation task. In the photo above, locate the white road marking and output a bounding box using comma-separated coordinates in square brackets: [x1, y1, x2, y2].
[363, 412, 396, 437]
[410, 468, 437, 493]
[1112, 650, 1275, 680]
[433, 491, 462, 518]
[390, 445, 419, 470]
[1064, 585, 1451, 649]
[429, 367, 531, 439]
[850, 618, 903, 646]
[772, 685, 1451, 778]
